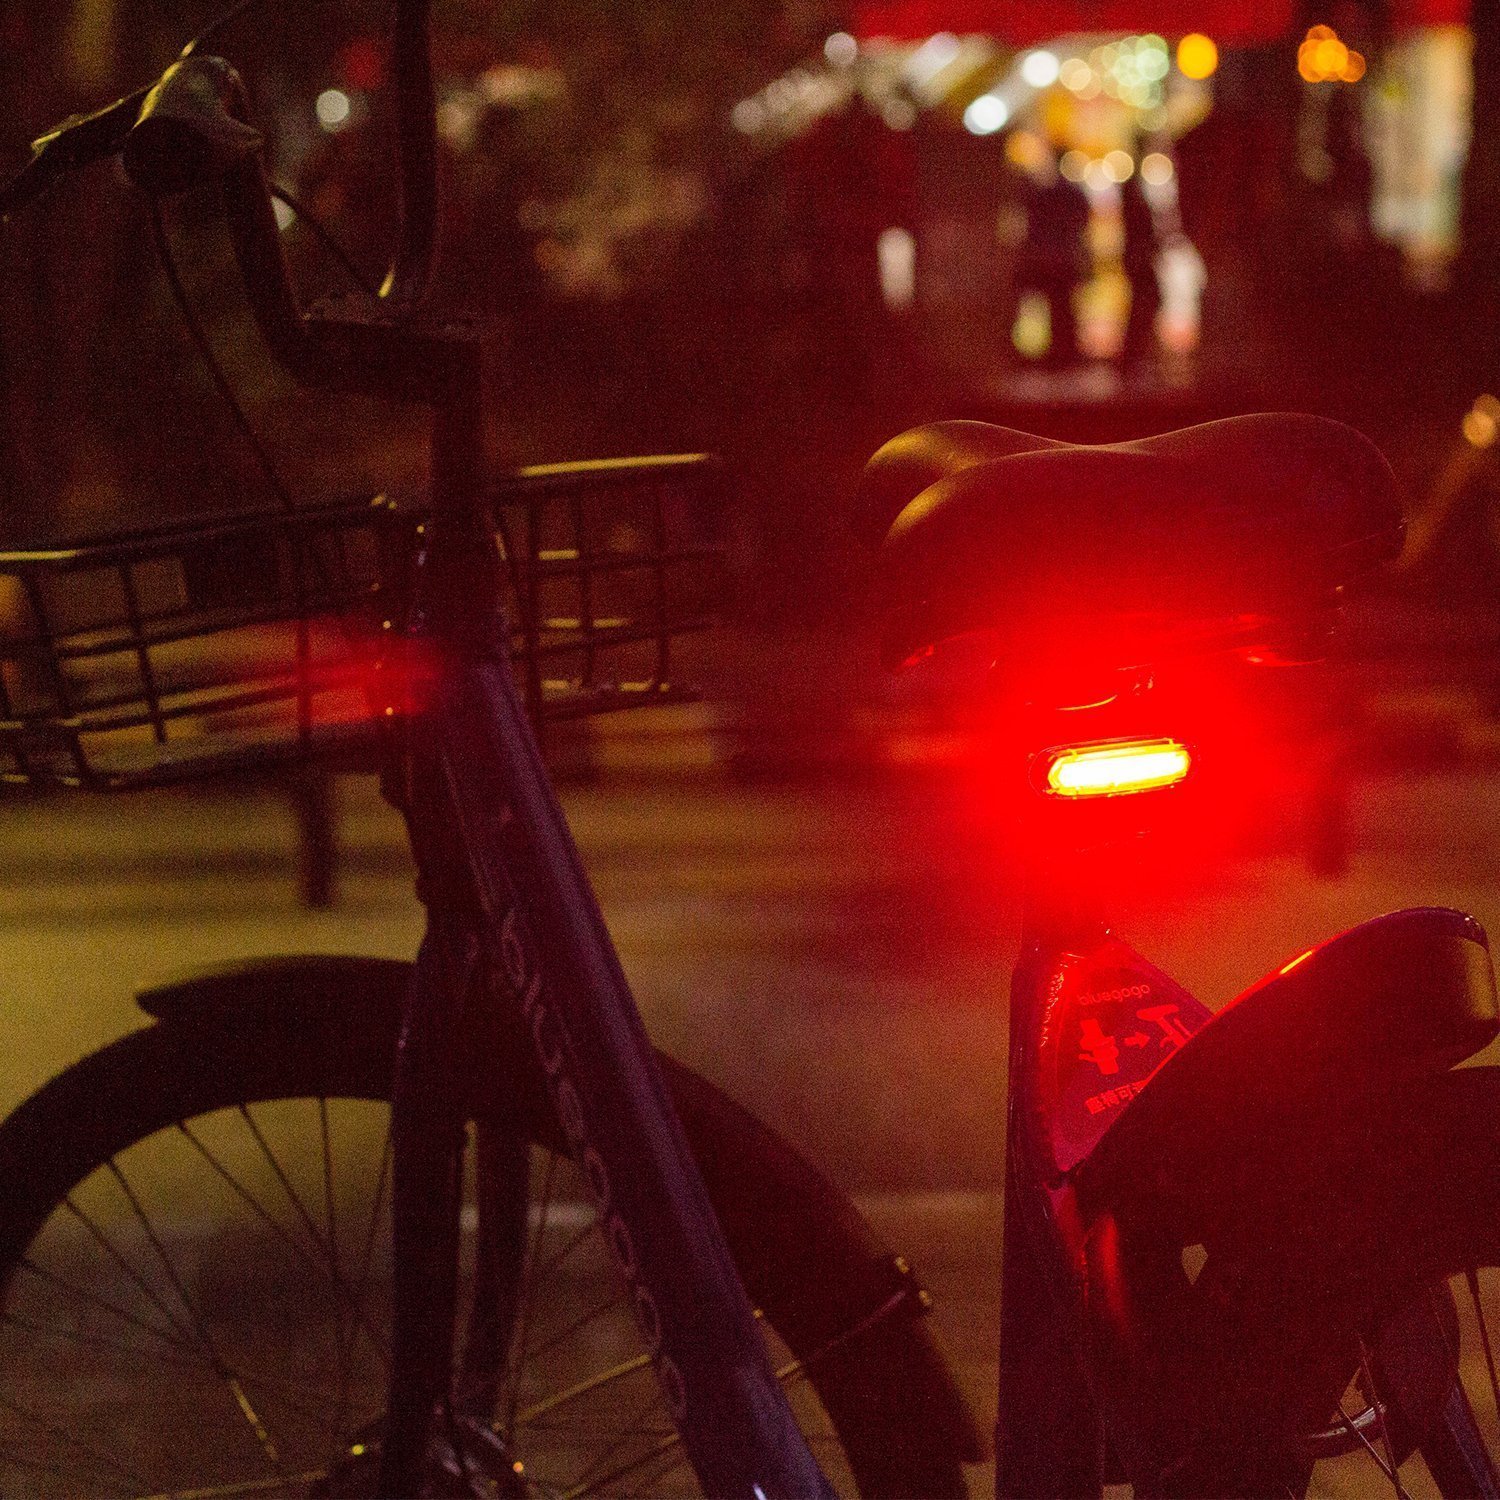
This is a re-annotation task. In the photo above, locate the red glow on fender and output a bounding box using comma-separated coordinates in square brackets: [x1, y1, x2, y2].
[1038, 737, 1193, 798]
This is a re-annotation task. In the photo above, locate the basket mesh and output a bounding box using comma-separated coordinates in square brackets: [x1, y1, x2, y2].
[0, 454, 724, 789]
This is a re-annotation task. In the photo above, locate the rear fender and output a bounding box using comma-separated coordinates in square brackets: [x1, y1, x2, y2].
[1074, 907, 1499, 1242]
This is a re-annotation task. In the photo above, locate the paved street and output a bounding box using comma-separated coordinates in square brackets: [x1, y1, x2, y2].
[3, 741, 1500, 1494]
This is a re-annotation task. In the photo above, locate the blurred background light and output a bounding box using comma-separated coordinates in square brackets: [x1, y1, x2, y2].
[314, 87, 351, 131]
[963, 93, 1009, 135]
[1182, 32, 1218, 79]
[1059, 57, 1094, 91]
[824, 31, 859, 67]
[1020, 49, 1061, 88]
[1463, 395, 1500, 448]
[877, 225, 917, 309]
[1059, 148, 1089, 182]
[1140, 151, 1175, 185]
[730, 97, 766, 133]
[1299, 24, 1366, 84]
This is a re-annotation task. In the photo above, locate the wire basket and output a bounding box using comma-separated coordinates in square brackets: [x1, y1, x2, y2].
[0, 454, 725, 790]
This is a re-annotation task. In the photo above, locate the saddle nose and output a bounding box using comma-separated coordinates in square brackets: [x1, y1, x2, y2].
[852, 419, 1068, 549]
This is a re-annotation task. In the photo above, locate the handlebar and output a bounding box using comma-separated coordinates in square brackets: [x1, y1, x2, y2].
[123, 56, 263, 193]
[2, 0, 451, 391]
[0, 87, 150, 218]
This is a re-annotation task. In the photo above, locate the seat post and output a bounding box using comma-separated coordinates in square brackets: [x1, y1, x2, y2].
[996, 874, 1109, 1500]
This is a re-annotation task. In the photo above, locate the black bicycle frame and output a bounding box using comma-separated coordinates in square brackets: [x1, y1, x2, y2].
[381, 639, 837, 1496]
[361, 64, 833, 1500]
[374, 460, 836, 1493]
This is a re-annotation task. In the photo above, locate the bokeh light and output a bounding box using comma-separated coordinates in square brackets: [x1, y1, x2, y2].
[1298, 25, 1366, 84]
[824, 32, 858, 67]
[1005, 129, 1049, 172]
[963, 93, 1009, 135]
[1020, 50, 1061, 88]
[1059, 58, 1094, 92]
[730, 98, 765, 133]
[1084, 35, 1170, 110]
[1140, 151, 1175, 185]
[315, 88, 351, 131]
[1059, 149, 1089, 182]
[1176, 33, 1218, 80]
[1463, 395, 1500, 448]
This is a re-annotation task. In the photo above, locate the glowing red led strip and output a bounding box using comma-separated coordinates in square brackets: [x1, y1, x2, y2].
[1041, 738, 1193, 798]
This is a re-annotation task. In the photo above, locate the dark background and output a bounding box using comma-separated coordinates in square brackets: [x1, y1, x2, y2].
[5, 0, 1500, 758]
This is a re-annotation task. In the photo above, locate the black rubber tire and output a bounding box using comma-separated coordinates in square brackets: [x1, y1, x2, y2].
[1309, 1065, 1500, 1498]
[0, 1000, 968, 1499]
[1163, 1066, 1500, 1498]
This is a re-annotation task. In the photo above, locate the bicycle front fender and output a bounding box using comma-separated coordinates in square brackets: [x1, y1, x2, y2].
[137, 951, 413, 1028]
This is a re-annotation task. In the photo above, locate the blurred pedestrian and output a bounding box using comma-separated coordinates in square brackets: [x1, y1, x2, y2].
[1119, 166, 1161, 374]
[1014, 150, 1090, 367]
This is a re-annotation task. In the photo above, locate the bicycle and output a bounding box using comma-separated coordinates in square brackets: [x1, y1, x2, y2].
[4, 7, 1500, 1500]
[0, 8, 976, 1499]
[857, 413, 1500, 1495]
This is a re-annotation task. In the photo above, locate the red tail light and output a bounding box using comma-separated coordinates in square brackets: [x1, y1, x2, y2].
[1035, 737, 1193, 798]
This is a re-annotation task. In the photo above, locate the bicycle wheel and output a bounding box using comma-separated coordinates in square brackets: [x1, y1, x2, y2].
[0, 995, 969, 1499]
[1179, 1067, 1500, 1499]
[1305, 1278, 1500, 1499]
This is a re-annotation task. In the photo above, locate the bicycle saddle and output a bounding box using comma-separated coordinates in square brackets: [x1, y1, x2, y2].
[856, 414, 1403, 684]
[1070, 907, 1499, 1243]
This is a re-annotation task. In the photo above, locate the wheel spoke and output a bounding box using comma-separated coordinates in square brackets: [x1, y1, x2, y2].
[515, 1352, 653, 1426]
[103, 1158, 224, 1363]
[766, 1282, 916, 1385]
[336, 1118, 394, 1404]
[34, 1143, 359, 1487]
[317, 1097, 350, 1439]
[0, 1048, 890, 1499]
[504, 1149, 559, 1434]
[226, 1375, 283, 1474]
[233, 1106, 346, 1288]
[3, 1305, 204, 1369]
[532, 1216, 605, 1289]
[1357, 1338, 1410, 1499]
[579, 1444, 692, 1500]
[1328, 1397, 1404, 1487]
[518, 1274, 912, 1493]
[0, 1390, 152, 1491]
[135, 1467, 330, 1499]
[319, 1098, 340, 1281]
[177, 1112, 390, 1373]
[17, 1253, 203, 1358]
[525, 1287, 632, 1366]
[0, 1442, 142, 1496]
[561, 1419, 687, 1499]
[1471, 1268, 1500, 1420]
[61, 1190, 205, 1351]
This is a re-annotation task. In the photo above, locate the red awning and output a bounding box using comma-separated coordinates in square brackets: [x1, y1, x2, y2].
[849, 1, 1297, 45]
[1394, 0, 1471, 22]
